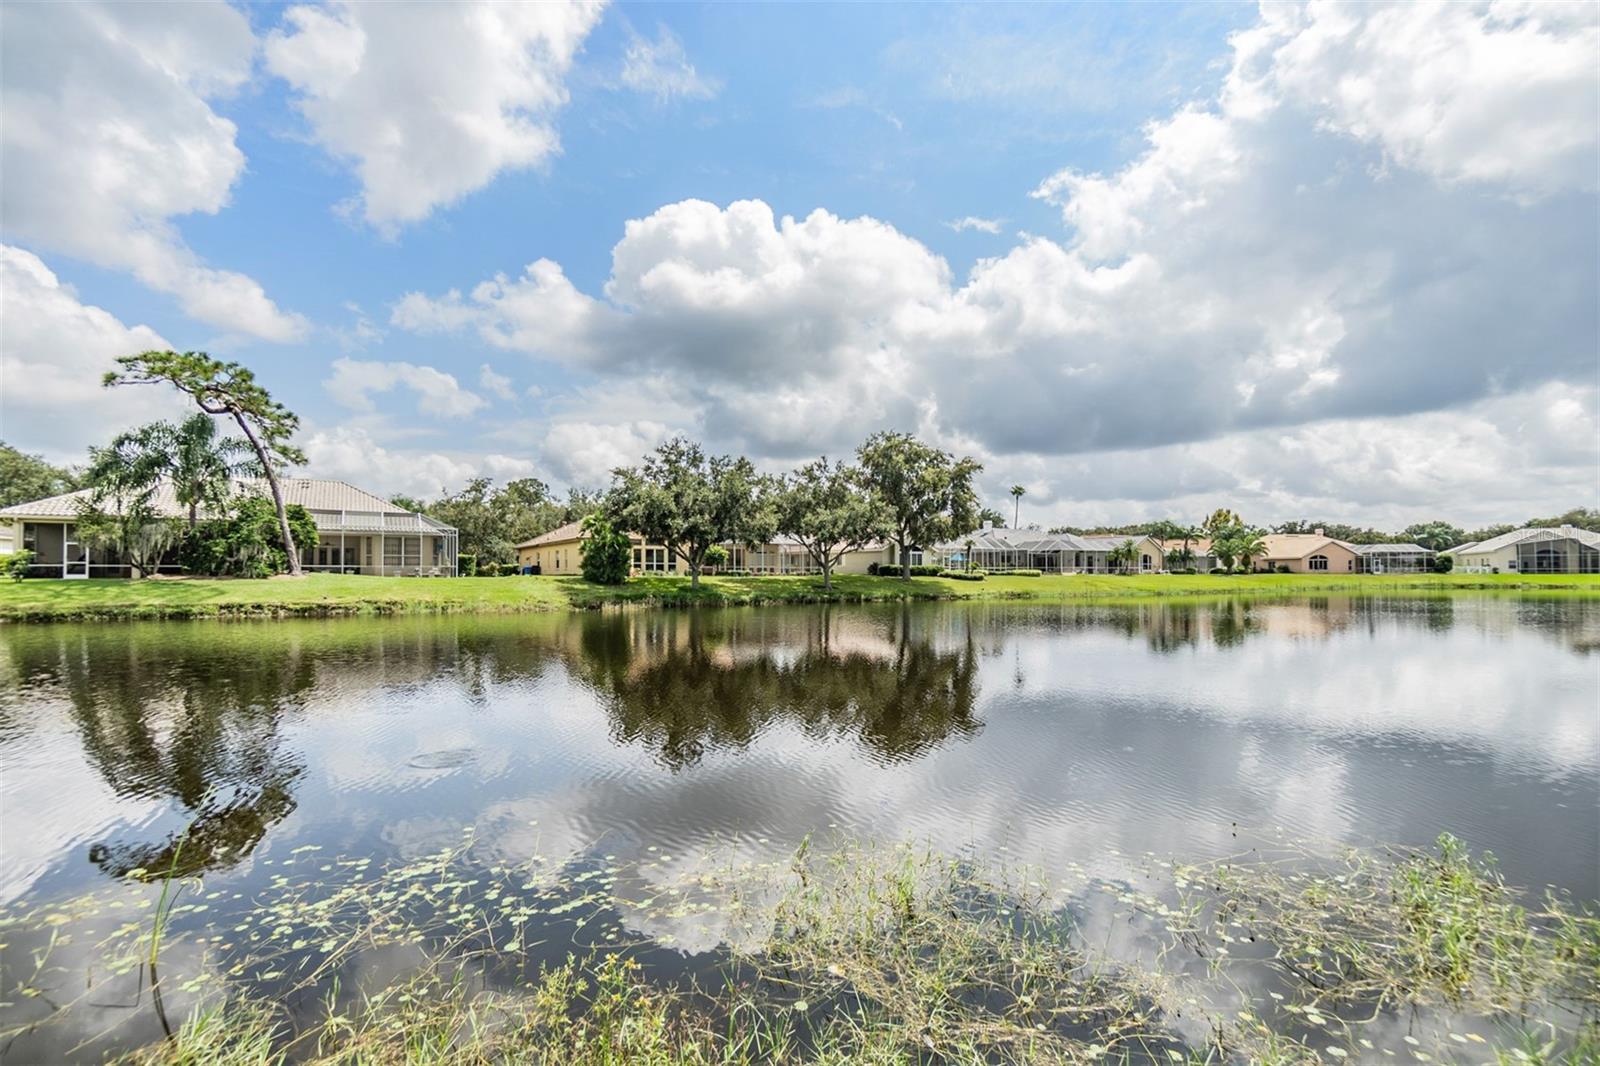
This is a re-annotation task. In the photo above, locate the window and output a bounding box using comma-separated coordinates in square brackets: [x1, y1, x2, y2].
[1308, 554, 1329, 571]
[639, 546, 668, 572]
[1141, 554, 1151, 570]
[23, 524, 37, 551]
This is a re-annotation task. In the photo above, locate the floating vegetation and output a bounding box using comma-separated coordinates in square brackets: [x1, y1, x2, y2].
[0, 833, 1594, 1064]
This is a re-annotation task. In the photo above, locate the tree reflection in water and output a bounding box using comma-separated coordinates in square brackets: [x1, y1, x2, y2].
[572, 605, 982, 769]
[4, 626, 309, 879]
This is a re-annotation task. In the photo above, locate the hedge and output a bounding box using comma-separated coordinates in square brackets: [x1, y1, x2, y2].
[869, 563, 943, 577]
[939, 569, 985, 581]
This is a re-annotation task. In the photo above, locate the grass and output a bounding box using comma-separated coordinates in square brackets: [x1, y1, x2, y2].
[6, 835, 1595, 1064]
[1, 570, 1596, 622]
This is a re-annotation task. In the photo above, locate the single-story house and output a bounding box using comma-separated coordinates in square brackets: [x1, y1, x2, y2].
[514, 524, 892, 575]
[1253, 532, 1360, 573]
[929, 526, 1165, 573]
[1158, 537, 1220, 571]
[1350, 542, 1437, 573]
[0, 479, 458, 578]
[1443, 525, 1600, 574]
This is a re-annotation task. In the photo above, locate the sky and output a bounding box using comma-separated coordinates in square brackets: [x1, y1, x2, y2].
[0, 0, 1596, 530]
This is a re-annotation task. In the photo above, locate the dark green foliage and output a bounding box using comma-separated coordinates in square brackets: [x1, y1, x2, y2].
[177, 496, 319, 577]
[457, 553, 477, 576]
[988, 568, 1042, 577]
[480, 561, 501, 577]
[773, 457, 889, 590]
[606, 437, 775, 588]
[105, 351, 307, 574]
[580, 512, 632, 585]
[857, 431, 982, 582]
[407, 478, 599, 568]
[873, 564, 943, 577]
[0, 442, 78, 508]
[1432, 555, 1455, 573]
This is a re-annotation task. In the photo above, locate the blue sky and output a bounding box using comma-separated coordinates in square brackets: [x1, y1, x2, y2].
[2, 1, 1595, 527]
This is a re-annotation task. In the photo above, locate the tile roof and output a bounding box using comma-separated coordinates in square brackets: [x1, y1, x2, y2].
[1258, 534, 1349, 560]
[1445, 525, 1600, 555]
[0, 478, 443, 525]
[514, 519, 587, 549]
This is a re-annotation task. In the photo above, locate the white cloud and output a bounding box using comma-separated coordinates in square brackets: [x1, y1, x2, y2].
[323, 357, 486, 418]
[393, 2, 1596, 524]
[0, 2, 307, 341]
[478, 364, 516, 401]
[539, 418, 670, 488]
[1245, 1, 1599, 199]
[0, 246, 188, 462]
[300, 425, 535, 500]
[621, 26, 720, 103]
[265, 1, 606, 232]
[945, 216, 1003, 234]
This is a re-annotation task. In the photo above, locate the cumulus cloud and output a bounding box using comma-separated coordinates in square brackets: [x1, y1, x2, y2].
[0, 2, 307, 341]
[323, 357, 486, 418]
[0, 246, 188, 462]
[265, 1, 606, 232]
[392, 3, 1595, 524]
[621, 26, 720, 102]
[300, 425, 535, 500]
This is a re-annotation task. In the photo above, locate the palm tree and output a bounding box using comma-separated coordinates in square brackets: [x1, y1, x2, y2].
[1107, 540, 1137, 574]
[1233, 530, 1268, 573]
[91, 414, 257, 528]
[1010, 485, 1025, 528]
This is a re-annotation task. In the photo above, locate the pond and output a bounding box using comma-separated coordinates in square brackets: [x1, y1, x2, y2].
[1, 596, 1596, 1061]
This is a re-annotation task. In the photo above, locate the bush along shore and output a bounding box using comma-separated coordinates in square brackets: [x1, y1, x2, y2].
[1, 833, 1594, 1064]
[1, 571, 1598, 623]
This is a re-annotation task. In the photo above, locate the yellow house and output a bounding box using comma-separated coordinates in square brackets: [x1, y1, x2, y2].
[514, 521, 688, 575]
[514, 524, 892, 576]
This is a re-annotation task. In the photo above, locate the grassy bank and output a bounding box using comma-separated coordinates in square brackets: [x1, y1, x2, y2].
[5, 835, 1589, 1064]
[1, 570, 1597, 622]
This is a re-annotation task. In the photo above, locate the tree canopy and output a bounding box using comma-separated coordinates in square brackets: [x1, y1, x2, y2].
[0, 441, 78, 508]
[105, 352, 307, 575]
[856, 432, 981, 580]
[606, 438, 774, 587]
[774, 458, 889, 590]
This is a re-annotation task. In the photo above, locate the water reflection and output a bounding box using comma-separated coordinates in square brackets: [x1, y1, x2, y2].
[0, 595, 1595, 908]
[568, 608, 981, 768]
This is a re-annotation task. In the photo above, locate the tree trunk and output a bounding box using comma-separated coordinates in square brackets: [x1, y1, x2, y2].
[232, 411, 300, 576]
[690, 559, 700, 588]
[822, 561, 832, 591]
[899, 534, 910, 580]
[189, 501, 198, 530]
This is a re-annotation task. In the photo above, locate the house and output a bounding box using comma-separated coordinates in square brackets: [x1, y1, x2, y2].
[514, 521, 688, 576]
[1158, 537, 1219, 571]
[1443, 525, 1600, 574]
[1253, 532, 1360, 573]
[929, 527, 1165, 573]
[1350, 542, 1437, 573]
[0, 479, 458, 578]
[513, 524, 892, 575]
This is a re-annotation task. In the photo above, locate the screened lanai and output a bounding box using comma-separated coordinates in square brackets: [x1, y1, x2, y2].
[1353, 543, 1436, 573]
[930, 528, 1144, 573]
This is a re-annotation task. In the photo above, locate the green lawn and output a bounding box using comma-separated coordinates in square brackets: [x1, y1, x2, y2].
[0, 569, 1596, 622]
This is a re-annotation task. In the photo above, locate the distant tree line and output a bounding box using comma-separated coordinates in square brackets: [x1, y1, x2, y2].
[1050, 509, 1599, 551]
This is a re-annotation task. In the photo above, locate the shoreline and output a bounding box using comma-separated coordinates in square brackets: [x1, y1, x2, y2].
[1, 570, 1597, 623]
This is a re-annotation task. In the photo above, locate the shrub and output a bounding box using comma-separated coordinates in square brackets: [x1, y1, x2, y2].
[177, 497, 318, 578]
[479, 561, 501, 577]
[458, 553, 477, 577]
[1209, 567, 1230, 575]
[704, 544, 730, 569]
[939, 569, 985, 581]
[875, 564, 943, 577]
[1275, 564, 1292, 574]
[1432, 555, 1455, 573]
[579, 512, 631, 585]
[4, 550, 35, 582]
[722, 568, 752, 577]
[1180, 567, 1198, 575]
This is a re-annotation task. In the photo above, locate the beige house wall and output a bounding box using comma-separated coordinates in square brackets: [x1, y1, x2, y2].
[516, 534, 688, 575]
[1260, 540, 1360, 574]
[1450, 545, 1518, 572]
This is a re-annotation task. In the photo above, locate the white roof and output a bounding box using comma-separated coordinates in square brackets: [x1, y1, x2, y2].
[1447, 525, 1600, 555]
[1351, 542, 1433, 554]
[0, 478, 437, 523]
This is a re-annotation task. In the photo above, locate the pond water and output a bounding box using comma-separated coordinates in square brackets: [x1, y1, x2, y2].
[1, 596, 1596, 1059]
